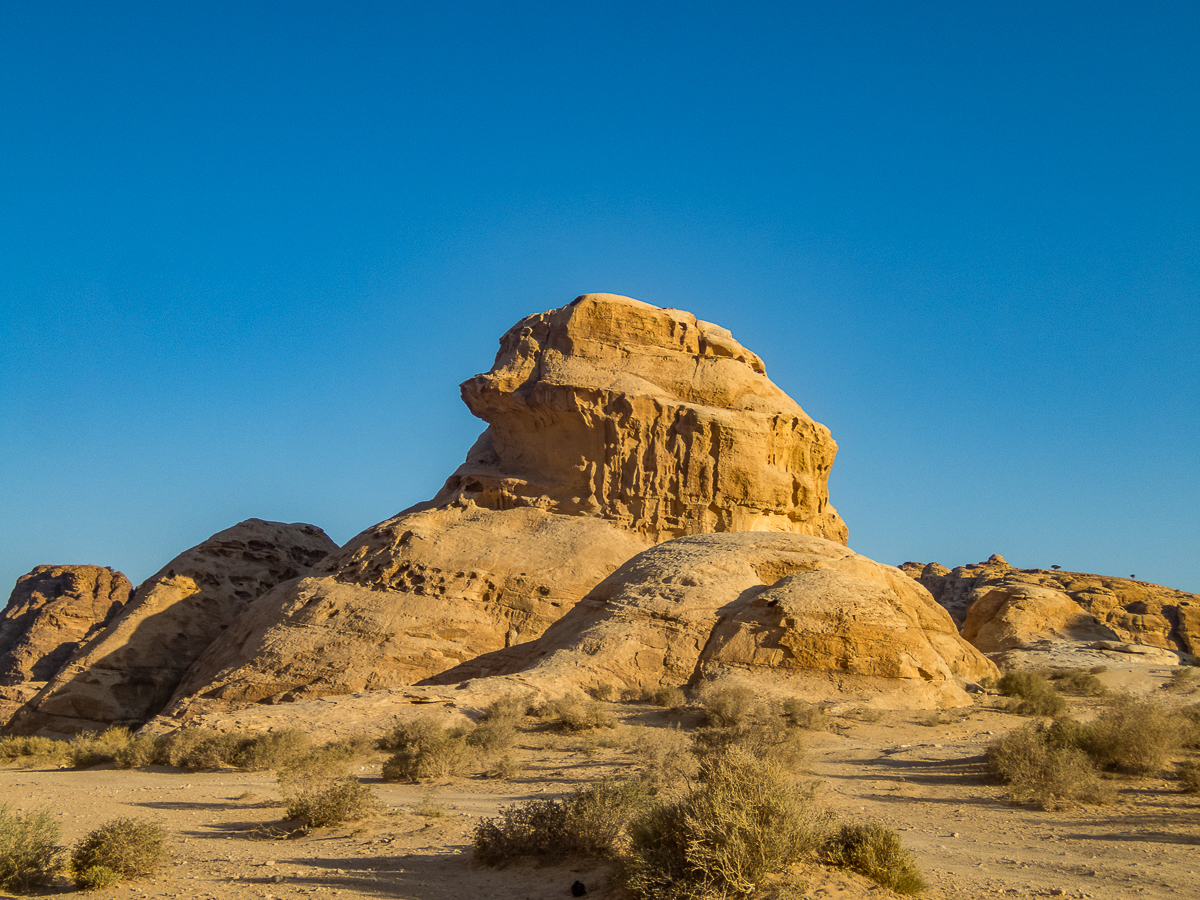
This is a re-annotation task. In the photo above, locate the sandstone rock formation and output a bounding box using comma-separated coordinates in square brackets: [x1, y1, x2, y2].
[901, 556, 1200, 657]
[428, 532, 996, 708]
[0, 566, 133, 725]
[6, 520, 337, 736]
[959, 585, 1119, 653]
[150, 294, 849, 722]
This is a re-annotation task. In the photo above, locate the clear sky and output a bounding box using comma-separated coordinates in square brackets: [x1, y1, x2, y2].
[2, 1, 1197, 599]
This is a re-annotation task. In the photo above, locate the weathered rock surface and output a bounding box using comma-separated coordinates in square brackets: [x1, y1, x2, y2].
[428, 533, 996, 708]
[902, 555, 1200, 657]
[150, 294, 848, 723]
[960, 585, 1119, 653]
[431, 293, 847, 542]
[5, 520, 337, 736]
[0, 566, 133, 725]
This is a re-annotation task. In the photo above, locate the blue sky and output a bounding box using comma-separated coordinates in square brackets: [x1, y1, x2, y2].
[2, 1, 1197, 597]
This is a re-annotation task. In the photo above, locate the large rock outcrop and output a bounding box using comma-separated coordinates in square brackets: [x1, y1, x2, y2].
[152, 293, 849, 723]
[901, 556, 1200, 656]
[428, 532, 996, 708]
[6, 520, 337, 736]
[0, 566, 133, 725]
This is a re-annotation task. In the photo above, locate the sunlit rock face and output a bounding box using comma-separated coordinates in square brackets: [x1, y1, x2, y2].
[146, 293, 851, 724]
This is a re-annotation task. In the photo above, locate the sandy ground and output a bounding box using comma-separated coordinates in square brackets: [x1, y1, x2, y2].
[3, 664, 1198, 900]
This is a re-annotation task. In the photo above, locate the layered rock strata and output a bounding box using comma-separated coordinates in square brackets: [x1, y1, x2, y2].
[0, 566, 133, 725]
[901, 556, 1200, 656]
[151, 293, 849, 721]
[6, 520, 336, 735]
[428, 532, 996, 708]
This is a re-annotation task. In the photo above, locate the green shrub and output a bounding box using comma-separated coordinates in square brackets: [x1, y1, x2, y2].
[0, 805, 63, 893]
[474, 777, 650, 866]
[987, 723, 1112, 809]
[113, 734, 157, 768]
[278, 757, 378, 828]
[1078, 697, 1185, 775]
[997, 672, 1068, 717]
[71, 818, 166, 889]
[380, 719, 476, 782]
[0, 735, 67, 768]
[618, 746, 828, 900]
[821, 823, 926, 895]
[697, 683, 757, 727]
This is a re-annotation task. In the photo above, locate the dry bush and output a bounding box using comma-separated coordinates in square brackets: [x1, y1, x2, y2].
[381, 718, 477, 782]
[484, 753, 524, 780]
[278, 757, 378, 828]
[782, 699, 829, 731]
[997, 672, 1068, 717]
[236, 729, 312, 770]
[618, 746, 829, 900]
[821, 822, 926, 895]
[593, 682, 619, 701]
[71, 818, 166, 890]
[647, 686, 687, 709]
[697, 683, 757, 727]
[693, 719, 806, 771]
[987, 722, 1113, 809]
[633, 726, 698, 787]
[0, 735, 67, 768]
[1079, 697, 1186, 775]
[467, 718, 517, 754]
[1179, 704, 1200, 748]
[480, 695, 532, 724]
[1178, 760, 1200, 793]
[474, 777, 651, 866]
[0, 805, 62, 893]
[1048, 670, 1107, 696]
[549, 696, 615, 732]
[66, 726, 136, 768]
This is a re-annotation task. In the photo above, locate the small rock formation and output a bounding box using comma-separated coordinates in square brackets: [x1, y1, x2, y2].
[0, 566, 133, 726]
[428, 533, 997, 708]
[153, 294, 848, 721]
[5, 520, 337, 736]
[903, 556, 1200, 657]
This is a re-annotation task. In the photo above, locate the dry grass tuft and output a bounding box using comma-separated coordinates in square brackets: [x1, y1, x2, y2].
[71, 818, 166, 890]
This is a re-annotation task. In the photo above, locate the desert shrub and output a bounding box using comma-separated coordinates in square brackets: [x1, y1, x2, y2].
[1179, 704, 1200, 748]
[66, 726, 135, 768]
[236, 729, 311, 770]
[549, 697, 615, 732]
[467, 718, 517, 754]
[633, 726, 697, 787]
[618, 746, 829, 900]
[480, 695, 532, 725]
[987, 723, 1112, 809]
[821, 823, 926, 895]
[697, 683, 757, 727]
[997, 672, 1068, 717]
[113, 734, 157, 768]
[1178, 760, 1200, 793]
[0, 735, 67, 767]
[593, 682, 618, 701]
[782, 699, 828, 731]
[71, 818, 166, 889]
[278, 757, 378, 827]
[380, 718, 476, 782]
[693, 719, 806, 770]
[1048, 670, 1107, 696]
[1078, 697, 1185, 775]
[0, 805, 63, 893]
[647, 686, 687, 709]
[474, 777, 651, 866]
[484, 753, 524, 780]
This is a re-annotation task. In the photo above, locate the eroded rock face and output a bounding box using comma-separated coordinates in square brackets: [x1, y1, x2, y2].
[428, 533, 996, 708]
[151, 294, 847, 723]
[5, 520, 337, 735]
[433, 294, 847, 542]
[906, 556, 1200, 656]
[0, 566, 133, 725]
[960, 586, 1120, 653]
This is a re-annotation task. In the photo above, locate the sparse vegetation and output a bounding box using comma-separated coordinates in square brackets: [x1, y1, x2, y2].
[548, 696, 615, 732]
[693, 719, 806, 770]
[697, 683, 757, 727]
[1077, 696, 1185, 775]
[997, 672, 1068, 717]
[474, 777, 651, 866]
[71, 818, 166, 889]
[1046, 670, 1107, 696]
[986, 722, 1113, 809]
[380, 718, 477, 782]
[278, 756, 378, 828]
[782, 698, 829, 731]
[1178, 760, 1200, 793]
[632, 725, 697, 787]
[0, 735, 68, 768]
[0, 805, 63, 893]
[821, 822, 926, 895]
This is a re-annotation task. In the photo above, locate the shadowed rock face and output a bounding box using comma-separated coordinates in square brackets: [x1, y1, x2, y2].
[0, 566, 133, 726]
[427, 532, 996, 708]
[149, 294, 849, 723]
[5, 520, 337, 736]
[901, 556, 1200, 656]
